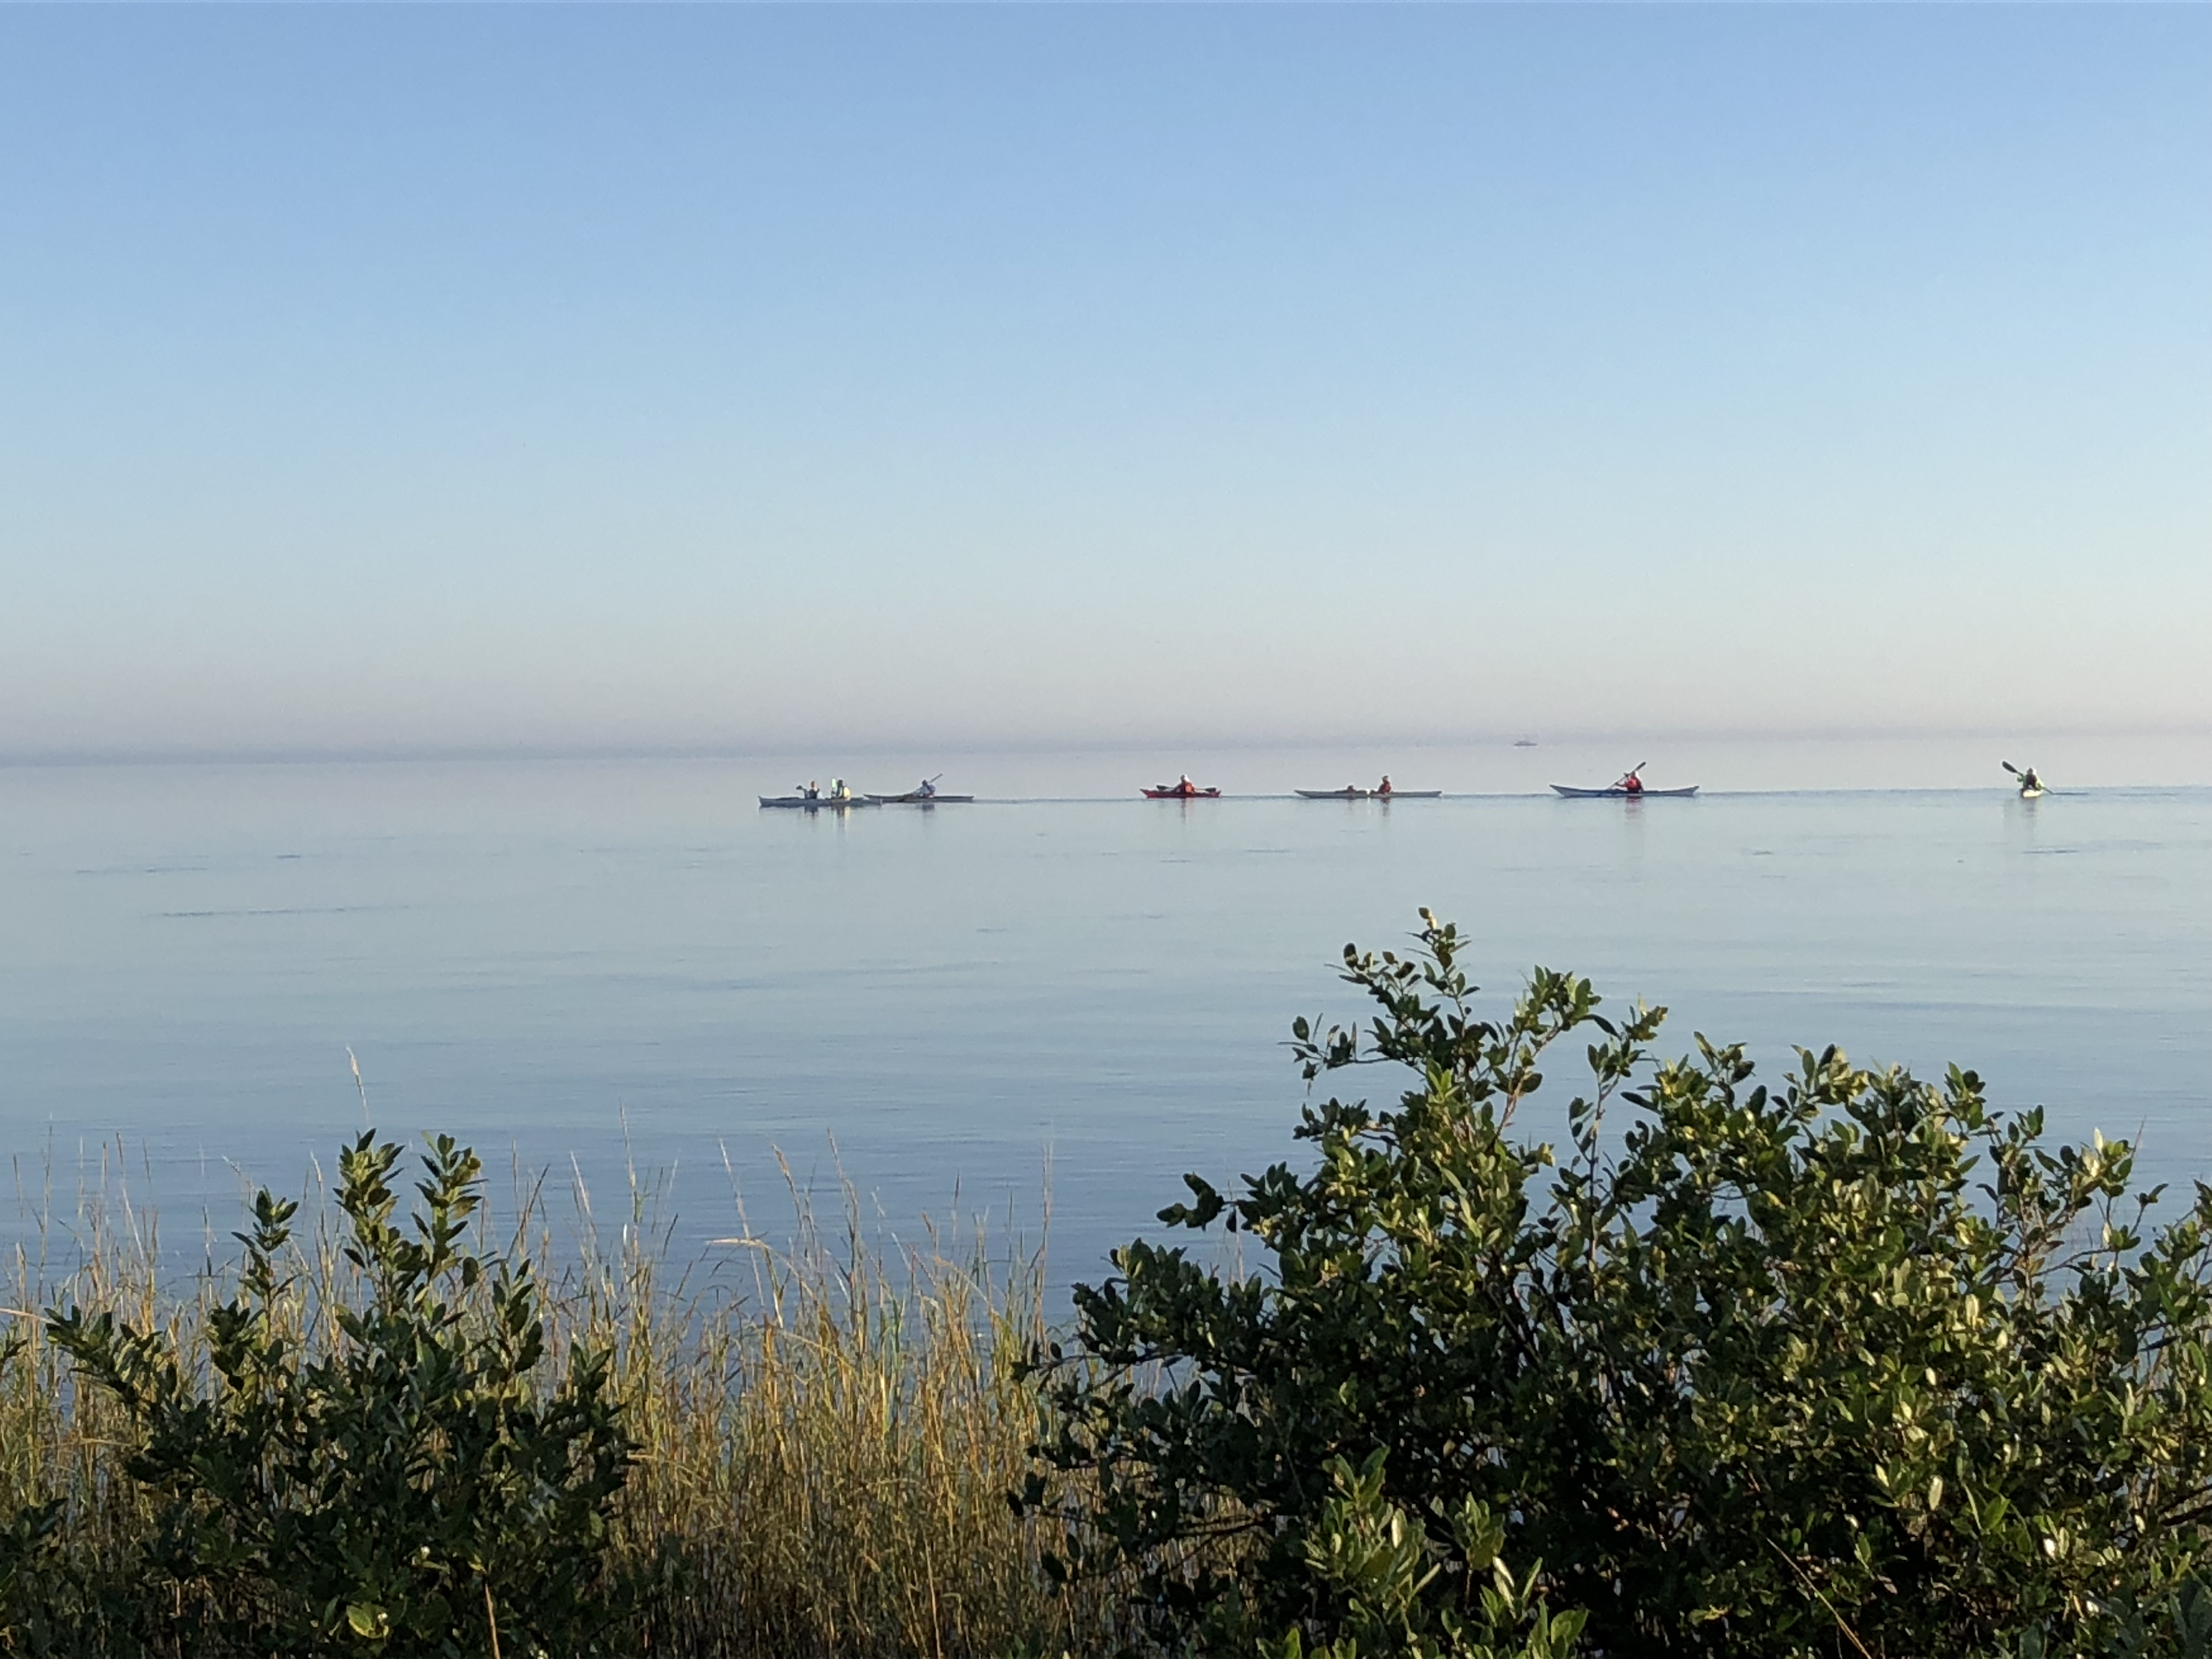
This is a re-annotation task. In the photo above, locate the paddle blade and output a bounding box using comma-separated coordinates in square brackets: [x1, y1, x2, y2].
[2002, 760, 2020, 775]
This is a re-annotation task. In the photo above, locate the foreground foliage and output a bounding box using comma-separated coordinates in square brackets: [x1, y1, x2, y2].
[1024, 912, 2212, 1658]
[2, 1144, 1083, 1657]
[47, 1134, 633, 1656]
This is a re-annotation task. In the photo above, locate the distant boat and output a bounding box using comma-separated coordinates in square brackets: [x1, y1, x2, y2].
[1550, 784, 1699, 799]
[1295, 788, 1442, 799]
[1144, 781, 1221, 799]
[1513, 737, 1538, 748]
[760, 794, 879, 809]
[865, 774, 968, 805]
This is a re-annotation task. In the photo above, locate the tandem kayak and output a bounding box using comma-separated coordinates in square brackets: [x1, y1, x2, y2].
[1144, 785, 1221, 799]
[1295, 788, 1442, 799]
[1550, 785, 1700, 799]
[760, 794, 878, 809]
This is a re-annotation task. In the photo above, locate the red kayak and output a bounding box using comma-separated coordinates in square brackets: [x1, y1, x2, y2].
[1143, 782, 1221, 799]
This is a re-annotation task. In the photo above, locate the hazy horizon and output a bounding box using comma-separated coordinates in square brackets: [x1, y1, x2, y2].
[9, 731, 2212, 802]
[5, 7, 2206, 761]
[9, 724, 2212, 774]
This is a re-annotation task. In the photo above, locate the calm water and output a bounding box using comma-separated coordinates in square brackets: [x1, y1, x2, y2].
[4, 741, 2210, 1289]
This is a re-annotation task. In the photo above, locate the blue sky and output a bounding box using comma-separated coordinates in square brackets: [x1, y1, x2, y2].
[3, 6, 2205, 759]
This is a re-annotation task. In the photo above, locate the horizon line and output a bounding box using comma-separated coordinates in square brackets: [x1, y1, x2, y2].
[4, 723, 2209, 771]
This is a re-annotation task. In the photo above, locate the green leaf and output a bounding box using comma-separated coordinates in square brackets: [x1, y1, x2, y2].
[346, 1601, 390, 1639]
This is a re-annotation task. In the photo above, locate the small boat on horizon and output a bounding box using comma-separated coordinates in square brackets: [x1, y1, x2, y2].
[1295, 788, 1442, 799]
[761, 793, 879, 809]
[1552, 762, 1696, 799]
[868, 775, 973, 804]
[761, 778, 876, 809]
[1144, 777, 1221, 799]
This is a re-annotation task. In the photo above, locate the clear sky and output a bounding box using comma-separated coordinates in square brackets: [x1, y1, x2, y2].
[3, 5, 2206, 760]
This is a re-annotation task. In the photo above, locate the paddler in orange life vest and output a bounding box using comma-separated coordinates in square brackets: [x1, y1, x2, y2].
[1376, 775, 1393, 797]
[1618, 767, 1645, 796]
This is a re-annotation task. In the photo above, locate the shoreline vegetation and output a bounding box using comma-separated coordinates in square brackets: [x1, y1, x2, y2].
[7, 913, 2212, 1656]
[3, 1150, 1110, 1658]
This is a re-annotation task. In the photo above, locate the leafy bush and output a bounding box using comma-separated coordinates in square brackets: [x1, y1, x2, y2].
[1023, 912, 2212, 1657]
[49, 1133, 634, 1657]
[7, 1140, 1085, 1658]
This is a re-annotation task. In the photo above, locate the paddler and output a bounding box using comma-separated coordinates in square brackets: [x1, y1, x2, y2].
[1619, 766, 1645, 796]
[1378, 775, 1393, 797]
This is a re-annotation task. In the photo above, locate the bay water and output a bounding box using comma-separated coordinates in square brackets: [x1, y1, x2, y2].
[4, 736, 2209, 1294]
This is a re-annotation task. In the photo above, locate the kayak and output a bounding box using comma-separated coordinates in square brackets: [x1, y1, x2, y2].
[2019, 786, 2046, 799]
[1550, 785, 1700, 799]
[868, 792, 974, 804]
[1295, 789, 1442, 799]
[760, 794, 878, 809]
[1144, 785, 1221, 799]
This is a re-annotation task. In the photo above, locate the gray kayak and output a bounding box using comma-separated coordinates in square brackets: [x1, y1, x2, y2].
[760, 794, 878, 809]
[867, 793, 975, 804]
[1550, 785, 1699, 799]
[1295, 788, 1442, 799]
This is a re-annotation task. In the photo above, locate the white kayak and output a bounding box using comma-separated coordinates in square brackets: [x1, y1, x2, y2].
[1295, 788, 1442, 799]
[867, 792, 975, 804]
[760, 794, 877, 809]
[2019, 786, 2046, 799]
[1550, 785, 1700, 799]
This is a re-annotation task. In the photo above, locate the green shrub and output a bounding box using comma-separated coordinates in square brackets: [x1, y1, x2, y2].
[7, 1139, 1085, 1658]
[48, 1132, 634, 1658]
[1023, 912, 2212, 1658]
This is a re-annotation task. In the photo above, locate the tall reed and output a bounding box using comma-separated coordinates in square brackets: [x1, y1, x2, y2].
[1, 1144, 1122, 1658]
[3, 1147, 187, 1632]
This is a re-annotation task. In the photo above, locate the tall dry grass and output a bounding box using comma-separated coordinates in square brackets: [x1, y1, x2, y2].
[1, 1143, 1126, 1658]
[3, 1147, 184, 1624]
